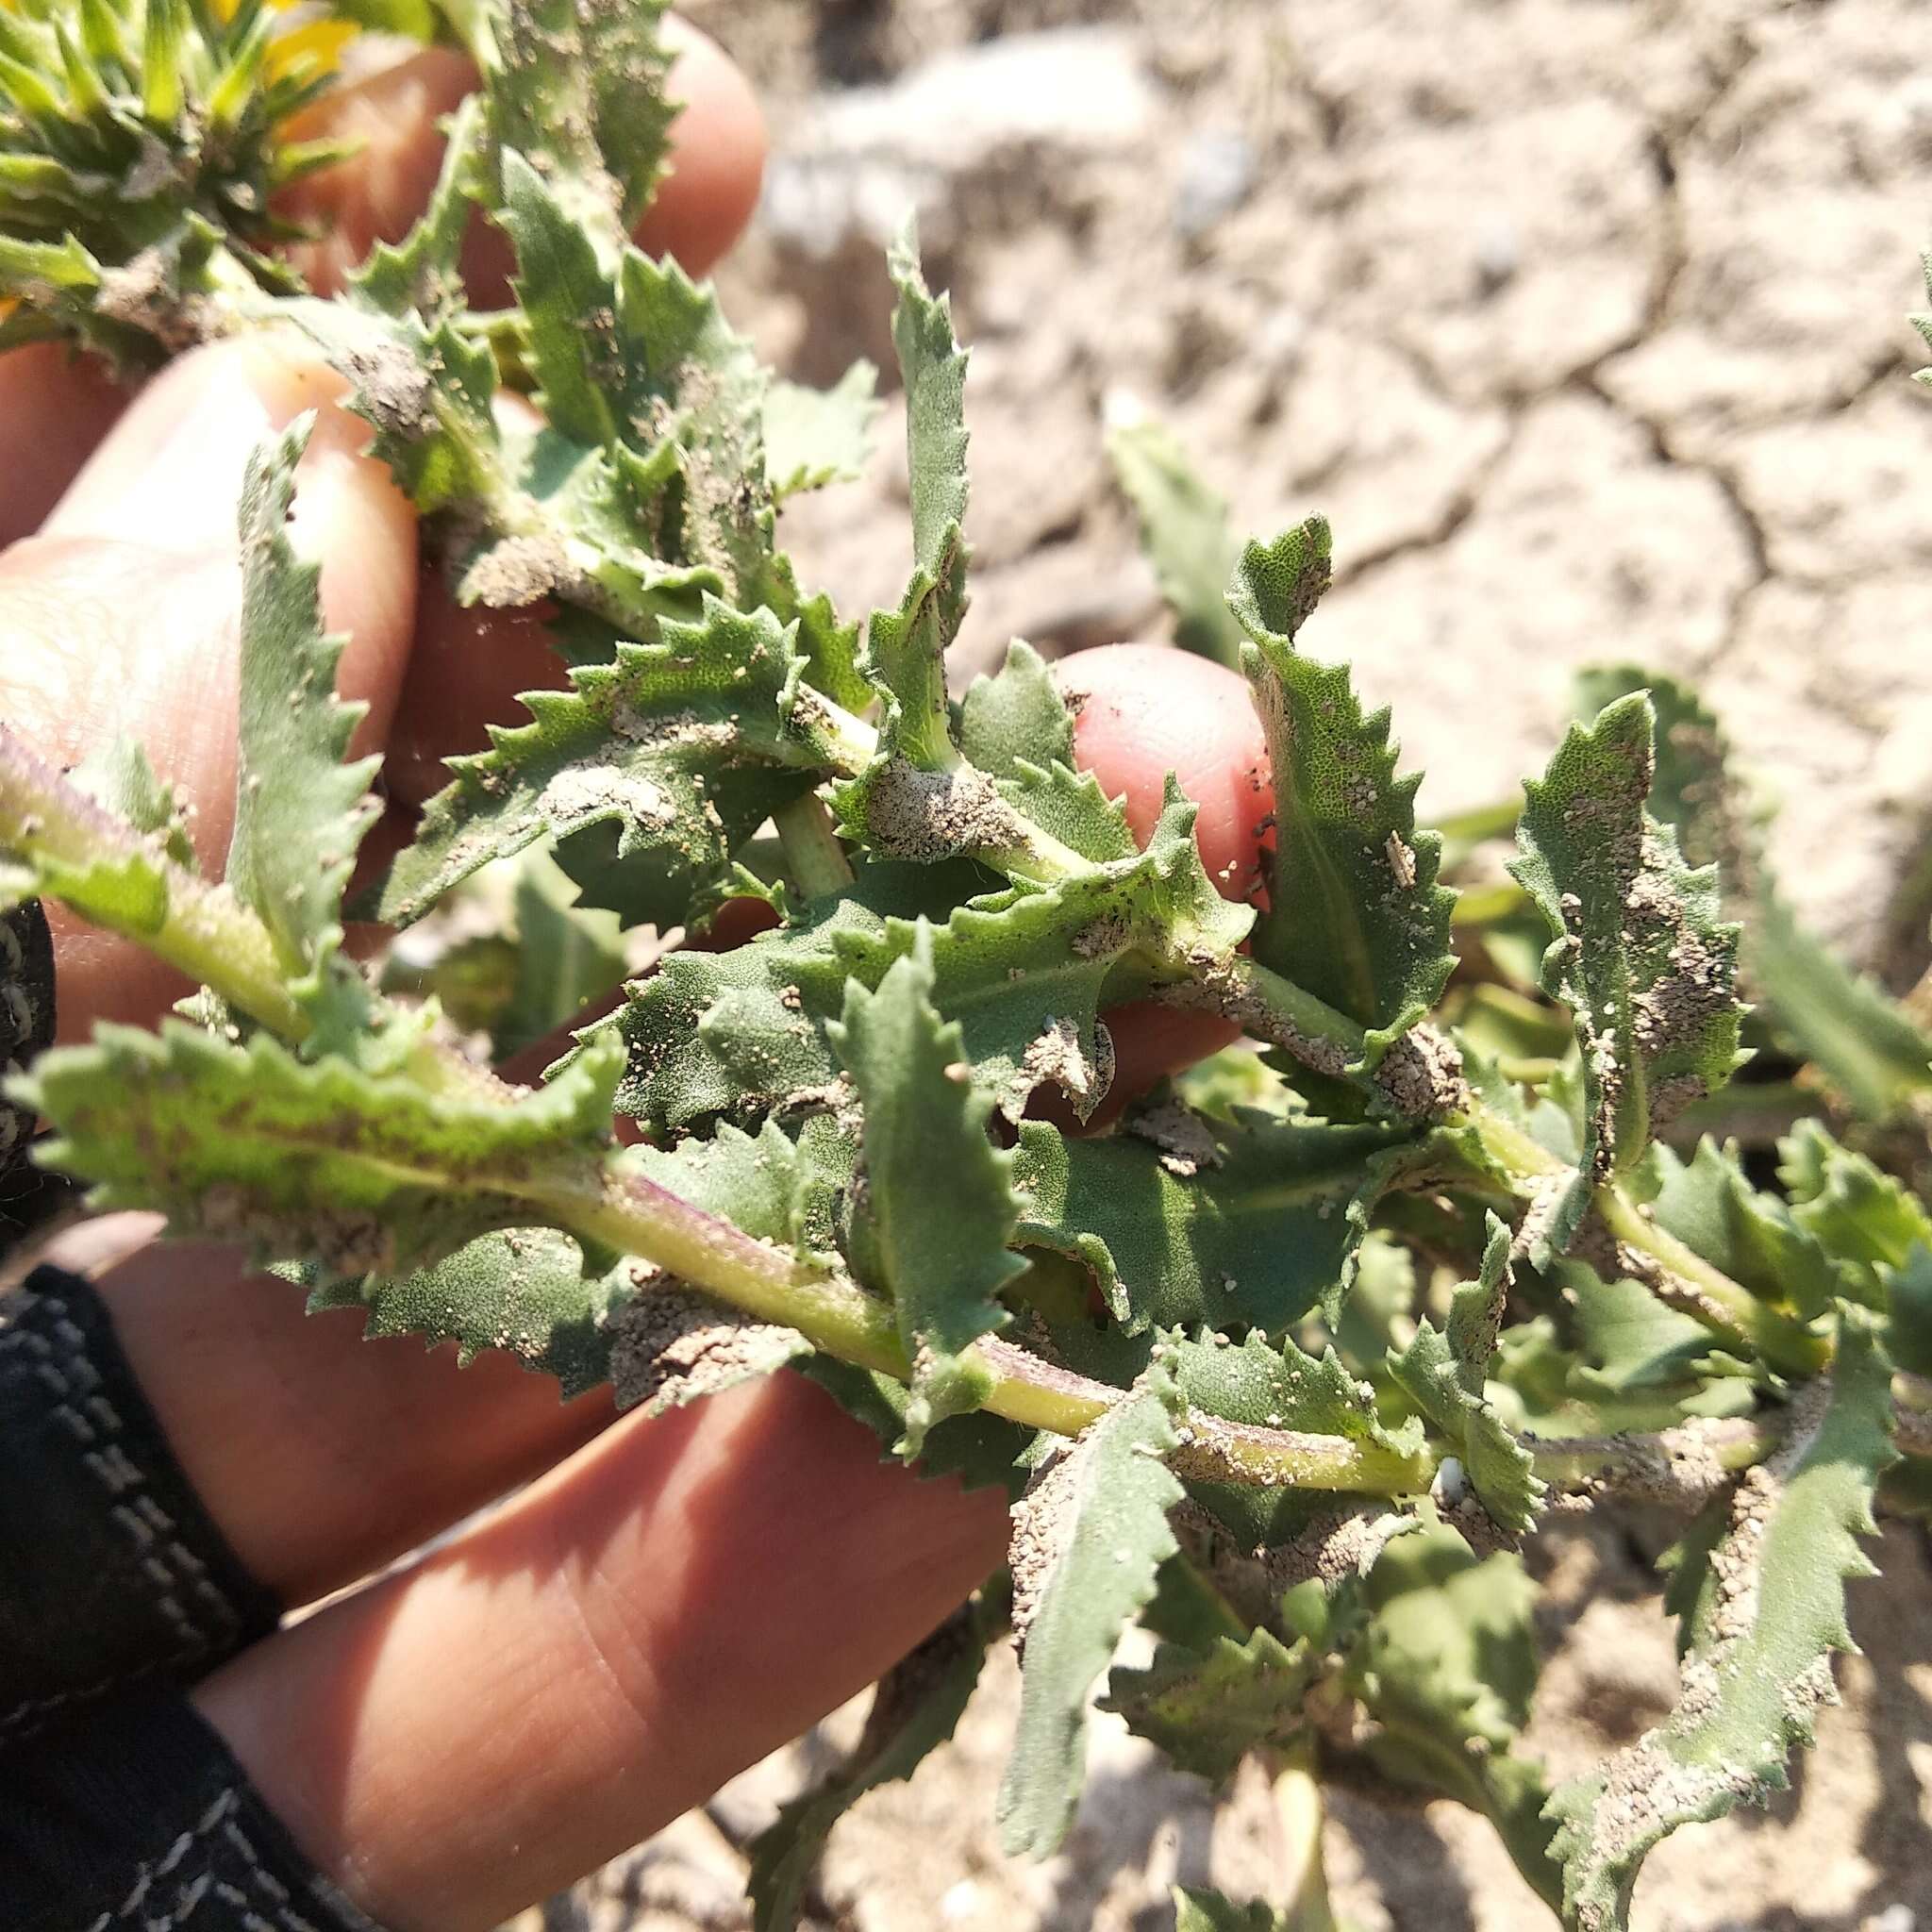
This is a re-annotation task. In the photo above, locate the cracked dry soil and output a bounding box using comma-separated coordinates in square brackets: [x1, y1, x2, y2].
[519, 3, 1932, 1927]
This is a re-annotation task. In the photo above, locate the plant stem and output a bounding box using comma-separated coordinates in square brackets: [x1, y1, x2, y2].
[1267, 1739, 1338, 1932]
[0, 726, 308, 1041]
[1457, 1096, 1829, 1374]
[1525, 1413, 1776, 1499]
[773, 791, 855, 898]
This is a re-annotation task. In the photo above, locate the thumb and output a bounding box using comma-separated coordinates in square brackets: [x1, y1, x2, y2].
[0, 335, 418, 1040]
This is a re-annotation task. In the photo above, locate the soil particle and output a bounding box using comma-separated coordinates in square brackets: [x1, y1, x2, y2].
[198, 1183, 396, 1278]
[1017, 1013, 1108, 1119]
[1372, 1023, 1468, 1120]
[1123, 1094, 1224, 1177]
[542, 764, 675, 830]
[864, 756, 1032, 863]
[461, 533, 584, 609]
[334, 334, 437, 441]
[95, 248, 215, 353]
[1008, 1433, 1085, 1655]
[608, 1282, 803, 1416]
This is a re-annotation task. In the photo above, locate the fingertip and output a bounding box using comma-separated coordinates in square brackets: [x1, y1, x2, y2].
[0, 344, 128, 545]
[1055, 642, 1274, 901]
[635, 18, 768, 275]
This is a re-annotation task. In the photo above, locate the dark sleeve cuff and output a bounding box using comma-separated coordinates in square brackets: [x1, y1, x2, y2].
[0, 1263, 282, 1743]
[0, 1684, 390, 1932]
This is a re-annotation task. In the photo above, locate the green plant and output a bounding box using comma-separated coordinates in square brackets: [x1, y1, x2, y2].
[3, 8, 1929, 1927]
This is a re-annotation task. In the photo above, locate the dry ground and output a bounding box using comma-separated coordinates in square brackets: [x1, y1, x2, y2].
[519, 3, 1932, 1926]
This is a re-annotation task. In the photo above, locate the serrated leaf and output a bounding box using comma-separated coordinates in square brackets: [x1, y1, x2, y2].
[1883, 1244, 1932, 1379]
[1011, 1108, 1417, 1336]
[1234, 522, 1457, 1068]
[1160, 1329, 1428, 1549]
[69, 735, 196, 871]
[599, 789, 1250, 1135]
[1102, 1624, 1312, 1783]
[1778, 1118, 1932, 1305]
[862, 225, 970, 768]
[1510, 694, 1743, 1242]
[347, 92, 485, 324]
[16, 1023, 623, 1277]
[1343, 1524, 1562, 1911]
[764, 361, 881, 501]
[1546, 1303, 1896, 1931]
[829, 926, 1023, 1450]
[376, 596, 830, 928]
[226, 418, 379, 1040]
[1107, 413, 1245, 668]
[996, 1362, 1184, 1857]
[749, 1586, 1003, 1932]
[482, 0, 675, 242]
[958, 641, 1139, 865]
[1571, 665, 1754, 883]
[1387, 1218, 1543, 1534]
[1637, 1137, 1840, 1323]
[305, 1224, 632, 1398]
[1748, 886, 1932, 1122]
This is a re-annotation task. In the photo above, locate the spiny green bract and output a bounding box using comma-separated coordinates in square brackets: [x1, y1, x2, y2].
[0, 7, 1924, 1931]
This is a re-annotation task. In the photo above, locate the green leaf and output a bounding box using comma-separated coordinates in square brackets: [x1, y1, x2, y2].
[305, 1224, 632, 1398]
[492, 858, 626, 1058]
[1160, 1329, 1427, 1549]
[1547, 1303, 1897, 1931]
[1509, 694, 1743, 1242]
[1638, 1137, 1840, 1323]
[347, 92, 486, 324]
[1748, 886, 1932, 1122]
[958, 641, 1139, 866]
[482, 0, 675, 242]
[1571, 665, 1754, 883]
[600, 789, 1249, 1134]
[1174, 1889, 1292, 1932]
[1011, 1108, 1418, 1335]
[1103, 1624, 1312, 1783]
[862, 225, 970, 768]
[69, 736, 196, 871]
[226, 418, 379, 1040]
[829, 926, 1023, 1450]
[749, 1586, 1004, 1932]
[1386, 1218, 1544, 1534]
[1344, 1524, 1562, 1911]
[17, 1022, 624, 1277]
[1107, 412, 1245, 668]
[1779, 1119, 1932, 1303]
[764, 361, 881, 500]
[800, 1356, 1037, 1496]
[375, 596, 831, 928]
[1883, 1245, 1932, 1379]
[996, 1363, 1185, 1857]
[1234, 522, 1457, 1068]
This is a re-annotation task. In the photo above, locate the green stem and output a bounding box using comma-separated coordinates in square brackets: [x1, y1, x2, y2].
[1267, 1740, 1338, 1932]
[0, 725, 307, 1041]
[1525, 1413, 1776, 1495]
[550, 1167, 1433, 1491]
[773, 791, 855, 898]
[1458, 1098, 1827, 1374]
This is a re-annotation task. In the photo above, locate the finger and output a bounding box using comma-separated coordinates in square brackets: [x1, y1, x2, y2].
[40, 1218, 610, 1607]
[0, 343, 129, 546]
[282, 18, 766, 303]
[0, 334, 418, 1039]
[1054, 643, 1274, 1114]
[196, 1370, 1008, 1932]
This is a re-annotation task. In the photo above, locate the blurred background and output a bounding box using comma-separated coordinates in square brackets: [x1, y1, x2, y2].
[511, 1, 1932, 1925]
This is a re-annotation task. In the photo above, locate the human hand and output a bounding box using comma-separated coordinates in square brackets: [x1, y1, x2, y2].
[0, 24, 1272, 1929]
